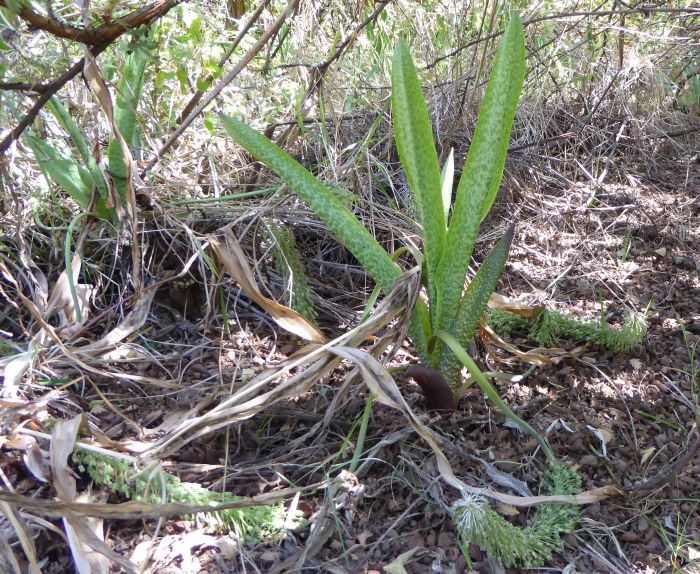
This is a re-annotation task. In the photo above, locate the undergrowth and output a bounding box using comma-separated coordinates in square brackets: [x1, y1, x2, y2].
[487, 308, 648, 353]
[73, 451, 290, 541]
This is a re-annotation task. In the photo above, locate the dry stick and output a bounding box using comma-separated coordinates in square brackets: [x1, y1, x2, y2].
[0, 0, 184, 156]
[427, 5, 700, 71]
[455, 0, 497, 126]
[0, 0, 186, 44]
[175, 0, 273, 124]
[141, 0, 301, 175]
[273, 0, 390, 147]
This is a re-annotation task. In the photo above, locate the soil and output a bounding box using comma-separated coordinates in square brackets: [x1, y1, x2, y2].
[2, 159, 698, 574]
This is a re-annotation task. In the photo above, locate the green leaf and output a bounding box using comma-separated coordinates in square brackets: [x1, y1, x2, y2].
[107, 41, 148, 202]
[391, 41, 446, 325]
[432, 329, 554, 463]
[26, 135, 91, 209]
[46, 97, 110, 217]
[438, 224, 514, 385]
[220, 113, 432, 367]
[454, 223, 514, 346]
[220, 115, 401, 292]
[433, 13, 525, 339]
[440, 148, 454, 227]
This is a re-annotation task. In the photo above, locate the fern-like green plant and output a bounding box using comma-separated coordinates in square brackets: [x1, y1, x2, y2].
[488, 308, 647, 353]
[453, 462, 581, 568]
[73, 451, 289, 540]
[269, 224, 318, 325]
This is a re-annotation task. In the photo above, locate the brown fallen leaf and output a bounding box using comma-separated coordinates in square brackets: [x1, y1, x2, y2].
[207, 225, 325, 342]
[488, 292, 545, 320]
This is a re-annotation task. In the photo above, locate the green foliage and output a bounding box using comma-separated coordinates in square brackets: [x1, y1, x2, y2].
[430, 13, 524, 375]
[107, 34, 149, 204]
[220, 114, 402, 293]
[25, 32, 152, 223]
[487, 308, 648, 353]
[25, 135, 94, 211]
[221, 19, 584, 566]
[73, 451, 289, 540]
[270, 224, 318, 325]
[453, 462, 582, 568]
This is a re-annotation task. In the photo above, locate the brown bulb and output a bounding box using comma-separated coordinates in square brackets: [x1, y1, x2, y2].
[406, 364, 455, 412]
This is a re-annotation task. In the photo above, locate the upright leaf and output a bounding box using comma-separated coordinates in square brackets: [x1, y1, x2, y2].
[439, 225, 514, 385]
[106, 43, 148, 201]
[434, 13, 525, 337]
[46, 97, 111, 219]
[392, 41, 445, 326]
[26, 136, 91, 209]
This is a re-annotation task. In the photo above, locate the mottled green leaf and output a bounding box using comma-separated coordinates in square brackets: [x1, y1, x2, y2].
[434, 14, 525, 339]
[107, 43, 148, 200]
[439, 225, 514, 385]
[220, 115, 401, 292]
[392, 41, 445, 326]
[26, 135, 91, 209]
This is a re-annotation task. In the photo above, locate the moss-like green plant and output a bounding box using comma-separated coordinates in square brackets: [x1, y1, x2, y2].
[73, 451, 289, 540]
[269, 224, 318, 325]
[453, 462, 581, 568]
[488, 308, 647, 353]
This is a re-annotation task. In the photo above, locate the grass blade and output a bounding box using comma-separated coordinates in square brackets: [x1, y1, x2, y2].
[392, 41, 445, 324]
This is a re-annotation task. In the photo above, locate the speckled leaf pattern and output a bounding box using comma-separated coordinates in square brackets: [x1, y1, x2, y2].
[439, 225, 515, 385]
[107, 47, 148, 200]
[434, 14, 525, 337]
[392, 41, 446, 328]
[220, 115, 401, 292]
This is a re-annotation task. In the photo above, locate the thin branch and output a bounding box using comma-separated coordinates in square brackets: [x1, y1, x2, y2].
[141, 0, 301, 174]
[0, 0, 187, 45]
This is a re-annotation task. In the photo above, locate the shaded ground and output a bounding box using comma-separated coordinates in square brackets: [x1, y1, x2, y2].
[1, 158, 698, 574]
